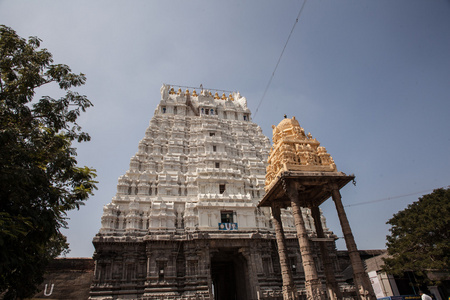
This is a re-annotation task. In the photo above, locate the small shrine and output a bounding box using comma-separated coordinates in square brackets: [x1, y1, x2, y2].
[259, 116, 376, 300]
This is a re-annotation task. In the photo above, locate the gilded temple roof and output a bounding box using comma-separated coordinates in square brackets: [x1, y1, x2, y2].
[265, 116, 337, 190]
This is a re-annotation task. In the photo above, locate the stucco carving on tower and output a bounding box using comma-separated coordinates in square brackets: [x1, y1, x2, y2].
[265, 116, 336, 190]
[99, 84, 270, 236]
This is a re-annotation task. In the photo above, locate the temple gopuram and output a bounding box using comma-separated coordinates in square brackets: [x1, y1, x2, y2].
[90, 85, 368, 300]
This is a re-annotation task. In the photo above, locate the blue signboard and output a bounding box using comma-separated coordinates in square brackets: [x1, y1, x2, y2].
[218, 223, 238, 231]
[378, 296, 421, 300]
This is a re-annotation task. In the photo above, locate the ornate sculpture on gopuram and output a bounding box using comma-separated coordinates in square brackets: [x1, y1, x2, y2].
[259, 116, 376, 300]
[265, 116, 336, 190]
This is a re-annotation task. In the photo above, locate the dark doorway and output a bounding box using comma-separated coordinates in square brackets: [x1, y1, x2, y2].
[211, 249, 249, 300]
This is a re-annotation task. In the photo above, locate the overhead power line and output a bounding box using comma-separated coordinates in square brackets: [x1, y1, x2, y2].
[344, 188, 438, 208]
[254, 0, 308, 118]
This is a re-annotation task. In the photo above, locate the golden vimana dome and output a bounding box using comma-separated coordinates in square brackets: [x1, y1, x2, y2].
[276, 115, 300, 129]
[265, 116, 337, 190]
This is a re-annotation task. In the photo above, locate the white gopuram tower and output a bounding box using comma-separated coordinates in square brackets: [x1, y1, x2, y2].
[91, 85, 342, 300]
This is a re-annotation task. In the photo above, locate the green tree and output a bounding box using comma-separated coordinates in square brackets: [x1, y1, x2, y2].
[0, 25, 97, 299]
[383, 187, 450, 285]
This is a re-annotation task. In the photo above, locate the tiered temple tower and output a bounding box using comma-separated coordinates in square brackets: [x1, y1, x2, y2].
[90, 85, 349, 300]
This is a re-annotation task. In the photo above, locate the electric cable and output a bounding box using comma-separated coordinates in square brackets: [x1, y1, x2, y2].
[344, 188, 439, 208]
[254, 0, 308, 118]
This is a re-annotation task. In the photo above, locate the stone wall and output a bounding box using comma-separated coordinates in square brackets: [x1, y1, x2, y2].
[31, 258, 94, 300]
[28, 250, 383, 299]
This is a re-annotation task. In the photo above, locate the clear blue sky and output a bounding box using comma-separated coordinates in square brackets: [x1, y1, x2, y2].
[1, 0, 449, 257]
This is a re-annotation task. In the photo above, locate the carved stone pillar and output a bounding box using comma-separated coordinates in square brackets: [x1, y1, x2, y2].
[145, 249, 152, 281]
[330, 185, 376, 300]
[311, 206, 341, 300]
[271, 204, 297, 300]
[239, 246, 260, 300]
[286, 183, 325, 300]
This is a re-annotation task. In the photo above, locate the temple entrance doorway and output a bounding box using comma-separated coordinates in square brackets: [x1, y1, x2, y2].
[211, 248, 249, 300]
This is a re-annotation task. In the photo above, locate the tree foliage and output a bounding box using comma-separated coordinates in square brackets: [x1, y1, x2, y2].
[0, 25, 97, 299]
[383, 187, 450, 283]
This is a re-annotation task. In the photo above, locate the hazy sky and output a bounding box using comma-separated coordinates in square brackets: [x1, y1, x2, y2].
[1, 0, 449, 257]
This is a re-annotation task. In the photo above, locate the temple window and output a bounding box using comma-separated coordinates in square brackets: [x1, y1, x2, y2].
[187, 260, 198, 276]
[205, 109, 209, 115]
[213, 145, 217, 152]
[215, 162, 220, 168]
[210, 132, 215, 136]
[263, 258, 271, 274]
[210, 109, 214, 115]
[219, 184, 226, 194]
[162, 106, 166, 113]
[220, 210, 233, 223]
[173, 106, 177, 115]
[158, 264, 165, 281]
[290, 257, 297, 275]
